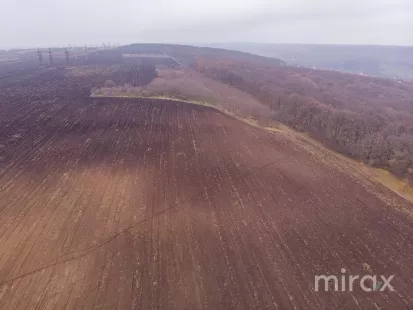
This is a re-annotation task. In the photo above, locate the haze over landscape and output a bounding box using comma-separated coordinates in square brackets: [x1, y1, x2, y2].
[1, 0, 413, 48]
[1, 1, 413, 309]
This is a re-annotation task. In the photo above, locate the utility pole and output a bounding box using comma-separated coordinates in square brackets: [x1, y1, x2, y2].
[48, 48, 53, 64]
[37, 47, 43, 64]
[65, 49, 69, 63]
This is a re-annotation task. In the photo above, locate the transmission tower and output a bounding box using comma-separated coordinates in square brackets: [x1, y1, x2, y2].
[48, 48, 53, 64]
[37, 47, 43, 64]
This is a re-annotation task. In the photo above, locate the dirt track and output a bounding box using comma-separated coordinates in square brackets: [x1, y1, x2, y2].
[0, 98, 413, 309]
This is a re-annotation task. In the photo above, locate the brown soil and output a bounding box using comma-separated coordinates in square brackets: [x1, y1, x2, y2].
[0, 98, 412, 309]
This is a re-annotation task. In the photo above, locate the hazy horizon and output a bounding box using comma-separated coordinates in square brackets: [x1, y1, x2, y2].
[1, 0, 412, 49]
[3, 42, 413, 51]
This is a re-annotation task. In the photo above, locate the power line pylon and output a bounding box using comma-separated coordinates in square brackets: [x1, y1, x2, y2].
[48, 48, 53, 64]
[37, 47, 43, 64]
[65, 49, 70, 63]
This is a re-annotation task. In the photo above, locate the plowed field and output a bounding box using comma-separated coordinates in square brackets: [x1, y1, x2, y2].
[0, 98, 412, 309]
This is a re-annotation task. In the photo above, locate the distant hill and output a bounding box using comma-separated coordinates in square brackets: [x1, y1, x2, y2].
[207, 43, 413, 80]
[118, 43, 286, 67]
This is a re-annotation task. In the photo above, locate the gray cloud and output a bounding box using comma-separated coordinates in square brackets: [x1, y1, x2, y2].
[0, 0, 412, 48]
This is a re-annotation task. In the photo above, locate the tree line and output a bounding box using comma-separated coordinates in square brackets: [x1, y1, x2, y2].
[195, 58, 413, 184]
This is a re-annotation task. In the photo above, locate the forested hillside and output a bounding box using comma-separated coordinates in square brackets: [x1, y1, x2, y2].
[194, 57, 413, 183]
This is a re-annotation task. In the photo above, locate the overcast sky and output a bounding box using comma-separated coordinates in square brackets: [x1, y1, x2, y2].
[1, 0, 412, 48]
